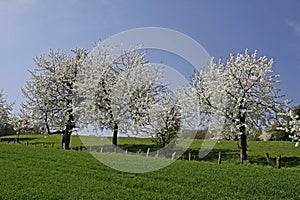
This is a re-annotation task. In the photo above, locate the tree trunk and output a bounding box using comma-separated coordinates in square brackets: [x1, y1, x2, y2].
[112, 122, 118, 146]
[62, 130, 71, 150]
[61, 77, 76, 150]
[162, 135, 166, 148]
[62, 111, 74, 150]
[240, 133, 247, 160]
[45, 112, 51, 134]
[239, 115, 247, 160]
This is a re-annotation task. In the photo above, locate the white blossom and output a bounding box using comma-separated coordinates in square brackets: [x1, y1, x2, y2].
[278, 105, 300, 146]
[190, 48, 286, 140]
[0, 90, 13, 128]
[75, 42, 166, 144]
[22, 48, 87, 136]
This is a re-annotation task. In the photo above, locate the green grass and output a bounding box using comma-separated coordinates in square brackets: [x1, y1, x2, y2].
[1, 134, 300, 167]
[188, 140, 300, 167]
[0, 143, 299, 199]
[0, 134, 153, 149]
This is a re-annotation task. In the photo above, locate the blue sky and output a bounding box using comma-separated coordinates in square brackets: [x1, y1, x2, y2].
[1, 0, 300, 113]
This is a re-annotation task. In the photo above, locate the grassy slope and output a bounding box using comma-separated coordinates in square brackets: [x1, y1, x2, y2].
[0, 134, 300, 199]
[0, 143, 299, 200]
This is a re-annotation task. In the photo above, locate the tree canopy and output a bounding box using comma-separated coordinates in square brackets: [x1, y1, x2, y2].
[190, 49, 287, 158]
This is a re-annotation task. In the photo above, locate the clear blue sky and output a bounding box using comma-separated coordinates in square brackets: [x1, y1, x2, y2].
[1, 0, 300, 113]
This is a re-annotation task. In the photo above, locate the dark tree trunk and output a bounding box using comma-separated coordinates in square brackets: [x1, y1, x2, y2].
[239, 115, 247, 160]
[240, 133, 247, 160]
[112, 122, 118, 146]
[45, 112, 51, 134]
[62, 132, 70, 150]
[61, 72, 77, 150]
[62, 131, 71, 150]
[62, 110, 75, 150]
[162, 134, 166, 148]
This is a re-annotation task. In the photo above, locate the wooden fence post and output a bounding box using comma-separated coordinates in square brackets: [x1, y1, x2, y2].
[218, 152, 222, 165]
[188, 149, 191, 161]
[171, 152, 176, 160]
[146, 148, 150, 157]
[240, 149, 244, 165]
[265, 153, 272, 166]
[155, 150, 159, 157]
[276, 154, 281, 169]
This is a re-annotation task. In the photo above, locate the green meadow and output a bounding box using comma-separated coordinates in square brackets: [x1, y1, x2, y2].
[0, 134, 299, 199]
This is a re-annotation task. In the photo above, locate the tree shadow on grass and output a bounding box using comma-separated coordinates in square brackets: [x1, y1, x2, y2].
[113, 144, 241, 162]
[69, 142, 300, 168]
[80, 144, 158, 153]
[196, 149, 300, 167]
[178, 148, 240, 162]
[249, 156, 300, 168]
[118, 144, 158, 153]
[0, 137, 36, 143]
[0, 137, 18, 143]
[84, 144, 243, 162]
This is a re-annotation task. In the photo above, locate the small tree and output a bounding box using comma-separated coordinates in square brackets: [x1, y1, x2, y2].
[9, 110, 33, 142]
[191, 49, 286, 159]
[151, 106, 181, 148]
[146, 94, 181, 148]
